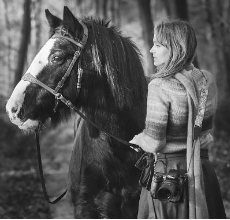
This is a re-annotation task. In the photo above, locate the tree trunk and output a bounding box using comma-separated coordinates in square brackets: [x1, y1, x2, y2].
[33, 0, 42, 52]
[109, 0, 120, 26]
[205, 0, 229, 100]
[174, 0, 189, 20]
[14, 0, 31, 87]
[163, 0, 188, 20]
[116, 0, 121, 27]
[110, 0, 115, 22]
[95, 0, 101, 17]
[1, 0, 12, 96]
[163, 0, 199, 67]
[102, 0, 108, 20]
[137, 0, 155, 76]
[219, 0, 230, 96]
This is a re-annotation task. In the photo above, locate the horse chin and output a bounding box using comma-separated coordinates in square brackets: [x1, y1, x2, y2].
[18, 119, 40, 133]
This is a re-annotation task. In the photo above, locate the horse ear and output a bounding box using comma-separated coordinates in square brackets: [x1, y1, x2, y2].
[63, 6, 83, 35]
[45, 9, 61, 29]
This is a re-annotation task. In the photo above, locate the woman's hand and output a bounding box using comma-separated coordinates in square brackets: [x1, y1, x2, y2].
[129, 135, 137, 145]
[129, 136, 141, 152]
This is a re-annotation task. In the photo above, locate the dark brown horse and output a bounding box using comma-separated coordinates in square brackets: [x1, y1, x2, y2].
[6, 6, 147, 218]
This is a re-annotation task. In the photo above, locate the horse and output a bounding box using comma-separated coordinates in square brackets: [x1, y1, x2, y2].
[6, 6, 147, 218]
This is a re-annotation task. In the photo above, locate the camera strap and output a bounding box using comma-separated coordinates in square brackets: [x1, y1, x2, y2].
[186, 71, 208, 175]
[174, 69, 210, 218]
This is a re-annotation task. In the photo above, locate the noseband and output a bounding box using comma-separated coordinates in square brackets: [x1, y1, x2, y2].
[22, 20, 88, 113]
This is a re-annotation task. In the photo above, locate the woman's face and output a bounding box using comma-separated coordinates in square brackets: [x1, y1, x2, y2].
[150, 35, 170, 67]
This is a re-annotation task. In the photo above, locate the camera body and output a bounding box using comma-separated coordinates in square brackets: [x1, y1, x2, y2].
[152, 169, 187, 203]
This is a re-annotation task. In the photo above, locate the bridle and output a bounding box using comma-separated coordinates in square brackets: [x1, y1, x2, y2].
[21, 20, 141, 204]
[22, 20, 140, 149]
[22, 20, 88, 113]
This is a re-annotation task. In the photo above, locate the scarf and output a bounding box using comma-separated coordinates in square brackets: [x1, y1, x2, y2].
[175, 70, 209, 219]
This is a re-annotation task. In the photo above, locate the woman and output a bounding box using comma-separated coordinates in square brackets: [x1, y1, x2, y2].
[130, 19, 226, 219]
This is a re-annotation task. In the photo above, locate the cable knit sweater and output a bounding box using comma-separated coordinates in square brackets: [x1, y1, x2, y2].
[131, 67, 217, 153]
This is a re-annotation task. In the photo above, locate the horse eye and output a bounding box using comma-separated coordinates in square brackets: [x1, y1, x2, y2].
[51, 55, 63, 64]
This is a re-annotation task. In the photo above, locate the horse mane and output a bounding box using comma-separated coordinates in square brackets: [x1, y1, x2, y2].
[50, 17, 147, 134]
[81, 18, 147, 110]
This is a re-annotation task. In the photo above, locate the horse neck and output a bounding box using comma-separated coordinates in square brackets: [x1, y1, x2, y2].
[85, 106, 125, 136]
[77, 22, 147, 139]
[81, 102, 146, 146]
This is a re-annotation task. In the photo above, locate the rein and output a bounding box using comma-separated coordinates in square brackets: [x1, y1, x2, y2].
[22, 21, 140, 204]
[35, 131, 67, 204]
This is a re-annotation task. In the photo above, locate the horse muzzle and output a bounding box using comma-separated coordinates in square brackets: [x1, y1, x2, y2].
[6, 98, 39, 132]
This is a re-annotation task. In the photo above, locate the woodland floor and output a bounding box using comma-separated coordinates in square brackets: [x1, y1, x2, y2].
[0, 96, 74, 218]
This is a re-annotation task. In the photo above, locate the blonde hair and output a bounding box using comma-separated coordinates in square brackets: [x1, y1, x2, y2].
[153, 19, 197, 78]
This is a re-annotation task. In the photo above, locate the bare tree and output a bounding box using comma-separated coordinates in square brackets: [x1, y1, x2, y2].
[1, 0, 13, 96]
[14, 0, 31, 87]
[162, 0, 199, 67]
[33, 0, 42, 52]
[109, 0, 121, 26]
[2, 0, 12, 73]
[95, 0, 101, 17]
[163, 0, 189, 20]
[137, 0, 155, 76]
[205, 0, 230, 100]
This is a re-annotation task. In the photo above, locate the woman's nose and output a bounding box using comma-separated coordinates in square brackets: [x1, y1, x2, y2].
[150, 46, 154, 54]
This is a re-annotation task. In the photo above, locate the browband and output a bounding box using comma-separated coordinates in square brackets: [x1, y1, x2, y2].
[53, 20, 88, 49]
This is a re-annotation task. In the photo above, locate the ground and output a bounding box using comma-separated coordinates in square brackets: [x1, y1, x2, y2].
[0, 96, 74, 218]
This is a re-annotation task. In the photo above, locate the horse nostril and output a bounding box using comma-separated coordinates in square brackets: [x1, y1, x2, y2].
[12, 106, 18, 114]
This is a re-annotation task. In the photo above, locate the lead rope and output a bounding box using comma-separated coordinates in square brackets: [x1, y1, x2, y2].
[35, 131, 67, 204]
[153, 153, 158, 219]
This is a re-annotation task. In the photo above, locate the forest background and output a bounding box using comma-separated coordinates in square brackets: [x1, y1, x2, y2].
[0, 0, 230, 218]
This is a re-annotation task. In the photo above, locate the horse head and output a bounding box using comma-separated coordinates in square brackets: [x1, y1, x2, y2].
[6, 7, 88, 131]
[6, 6, 147, 136]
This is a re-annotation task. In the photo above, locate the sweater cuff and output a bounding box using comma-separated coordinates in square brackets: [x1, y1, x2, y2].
[130, 132, 164, 153]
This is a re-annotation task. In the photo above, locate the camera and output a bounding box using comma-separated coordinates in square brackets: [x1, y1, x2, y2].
[152, 169, 186, 203]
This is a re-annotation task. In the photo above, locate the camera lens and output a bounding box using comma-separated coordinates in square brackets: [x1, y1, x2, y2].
[157, 188, 172, 201]
[157, 183, 177, 202]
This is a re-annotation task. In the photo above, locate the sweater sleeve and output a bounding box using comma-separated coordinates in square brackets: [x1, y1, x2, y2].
[130, 80, 170, 153]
